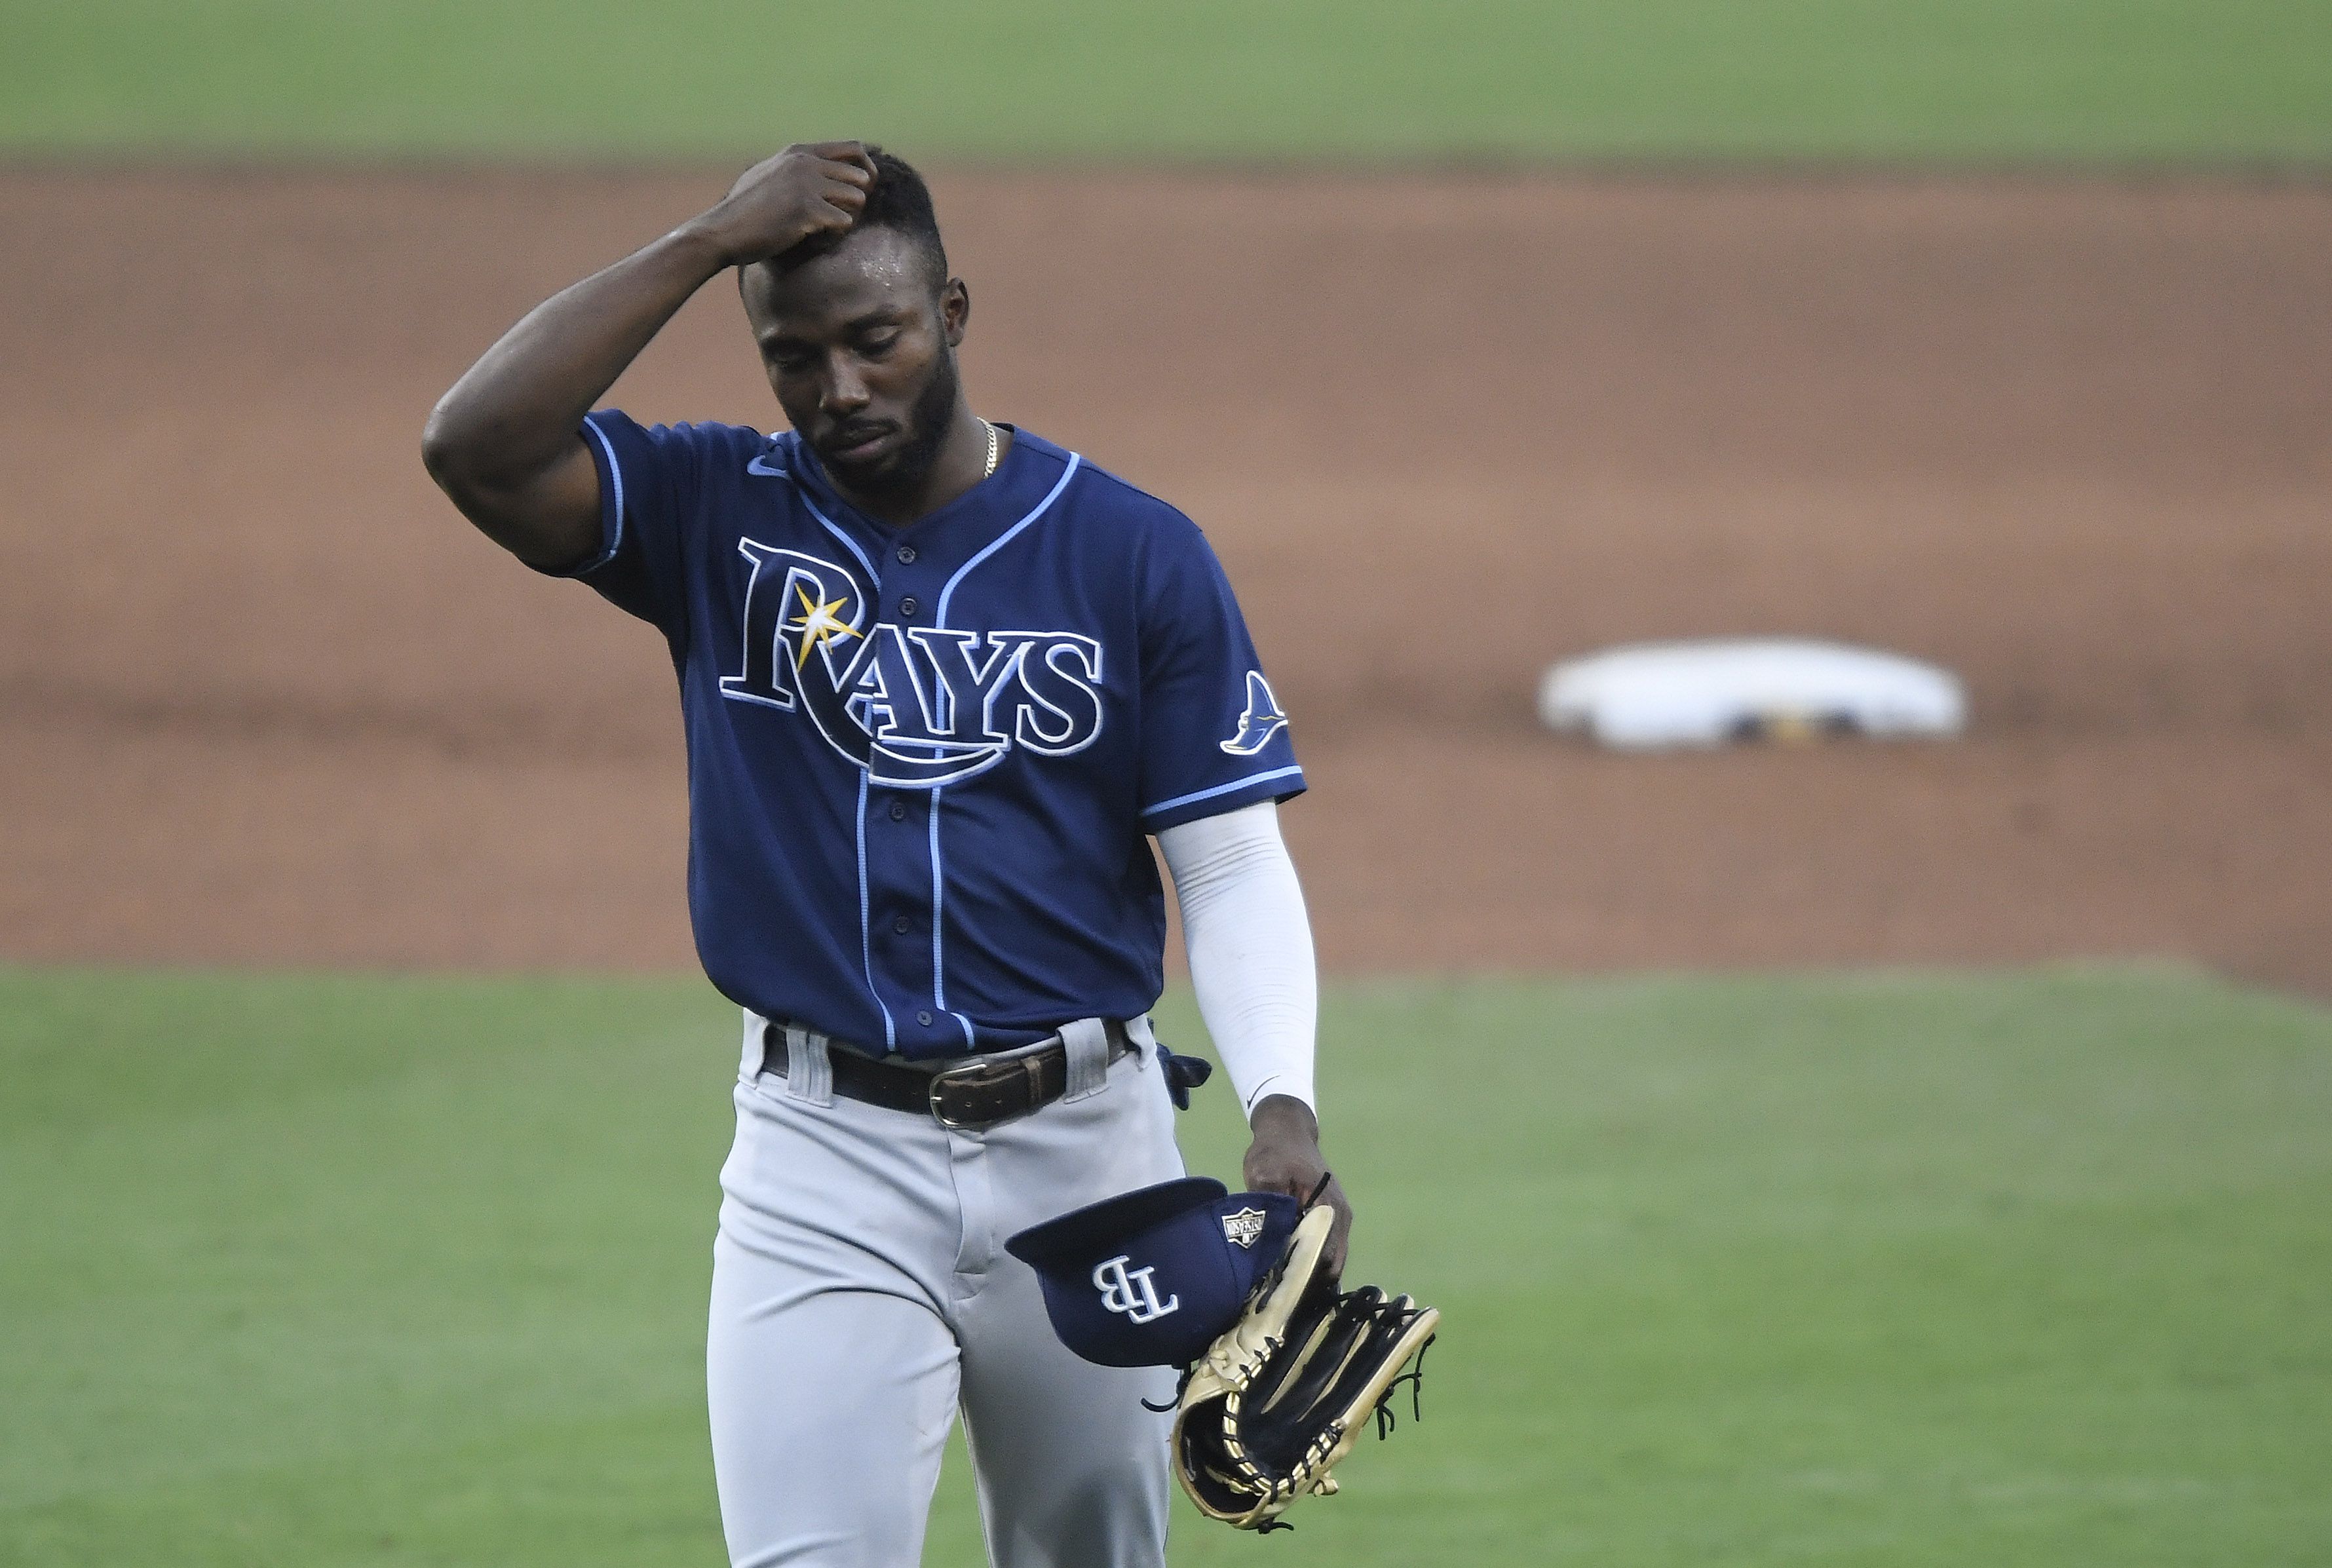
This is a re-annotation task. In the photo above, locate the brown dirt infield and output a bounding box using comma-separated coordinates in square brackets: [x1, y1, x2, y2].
[3, 168, 2327, 992]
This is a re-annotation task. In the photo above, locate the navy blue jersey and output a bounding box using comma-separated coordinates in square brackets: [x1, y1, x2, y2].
[546, 413, 1304, 1058]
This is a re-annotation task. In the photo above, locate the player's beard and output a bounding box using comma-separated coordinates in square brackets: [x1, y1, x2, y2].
[822, 350, 962, 504]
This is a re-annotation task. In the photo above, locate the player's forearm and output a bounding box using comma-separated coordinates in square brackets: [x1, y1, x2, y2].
[423, 223, 730, 495]
[1156, 802, 1319, 1116]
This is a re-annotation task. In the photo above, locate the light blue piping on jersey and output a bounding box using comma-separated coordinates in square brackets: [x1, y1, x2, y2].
[1143, 764, 1306, 820]
[855, 772, 898, 1049]
[746, 449, 883, 583]
[575, 415, 628, 575]
[794, 489, 883, 584]
[930, 792, 975, 1048]
[794, 476, 892, 1046]
[923, 451, 1085, 1052]
[934, 455, 1082, 626]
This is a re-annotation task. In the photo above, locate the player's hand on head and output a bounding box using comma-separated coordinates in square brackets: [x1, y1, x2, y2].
[699, 142, 877, 268]
[1242, 1095, 1352, 1280]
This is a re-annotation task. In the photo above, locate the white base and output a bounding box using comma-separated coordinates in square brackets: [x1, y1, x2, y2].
[1538, 638, 1966, 750]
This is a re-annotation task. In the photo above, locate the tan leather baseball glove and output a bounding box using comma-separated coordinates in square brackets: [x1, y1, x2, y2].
[1170, 1202, 1440, 1532]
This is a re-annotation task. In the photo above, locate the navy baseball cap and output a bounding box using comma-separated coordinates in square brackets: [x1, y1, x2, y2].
[1006, 1177, 1302, 1368]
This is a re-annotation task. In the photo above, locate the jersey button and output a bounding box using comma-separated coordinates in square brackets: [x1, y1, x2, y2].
[891, 915, 911, 934]
[887, 799, 908, 822]
[916, 1010, 934, 1027]
[897, 596, 919, 617]
[896, 545, 917, 564]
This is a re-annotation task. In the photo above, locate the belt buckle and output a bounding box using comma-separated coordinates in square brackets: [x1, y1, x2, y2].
[927, 1058, 1003, 1132]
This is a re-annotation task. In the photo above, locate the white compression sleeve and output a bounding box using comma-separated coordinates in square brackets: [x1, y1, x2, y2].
[1155, 800, 1318, 1117]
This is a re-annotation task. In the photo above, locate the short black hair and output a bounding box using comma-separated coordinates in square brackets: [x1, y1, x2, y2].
[777, 145, 949, 292]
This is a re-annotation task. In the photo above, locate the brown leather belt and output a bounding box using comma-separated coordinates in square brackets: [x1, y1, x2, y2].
[761, 1021, 1136, 1130]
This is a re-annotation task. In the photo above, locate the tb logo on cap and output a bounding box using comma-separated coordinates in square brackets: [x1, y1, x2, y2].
[1094, 1255, 1180, 1324]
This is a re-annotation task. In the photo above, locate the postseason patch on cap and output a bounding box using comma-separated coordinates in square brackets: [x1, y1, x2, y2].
[1219, 1205, 1271, 1248]
[1006, 1177, 1303, 1367]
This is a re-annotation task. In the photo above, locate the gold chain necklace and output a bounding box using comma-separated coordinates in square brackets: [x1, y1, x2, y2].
[980, 418, 999, 479]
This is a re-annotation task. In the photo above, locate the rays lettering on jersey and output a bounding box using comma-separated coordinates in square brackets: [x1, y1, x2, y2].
[719, 543, 1103, 787]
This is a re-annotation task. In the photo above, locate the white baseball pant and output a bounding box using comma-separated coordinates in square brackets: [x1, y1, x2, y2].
[707, 1014, 1186, 1567]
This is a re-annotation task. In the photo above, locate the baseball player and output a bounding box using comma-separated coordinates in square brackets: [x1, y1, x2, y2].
[421, 142, 1347, 1567]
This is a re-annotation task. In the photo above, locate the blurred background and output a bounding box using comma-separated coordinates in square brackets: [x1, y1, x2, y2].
[3, 3, 2327, 1564]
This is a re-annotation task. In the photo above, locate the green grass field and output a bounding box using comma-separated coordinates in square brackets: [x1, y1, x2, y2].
[4, 964, 2328, 1565]
[3, 0, 2328, 164]
[7, 7, 2327, 1565]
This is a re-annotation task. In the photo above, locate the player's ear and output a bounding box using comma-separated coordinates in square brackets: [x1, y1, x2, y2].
[942, 278, 970, 347]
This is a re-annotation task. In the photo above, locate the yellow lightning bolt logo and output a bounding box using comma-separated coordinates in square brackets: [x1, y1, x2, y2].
[788, 583, 861, 670]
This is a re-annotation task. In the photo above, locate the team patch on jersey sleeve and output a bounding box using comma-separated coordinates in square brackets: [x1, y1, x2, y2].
[1219, 670, 1290, 756]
